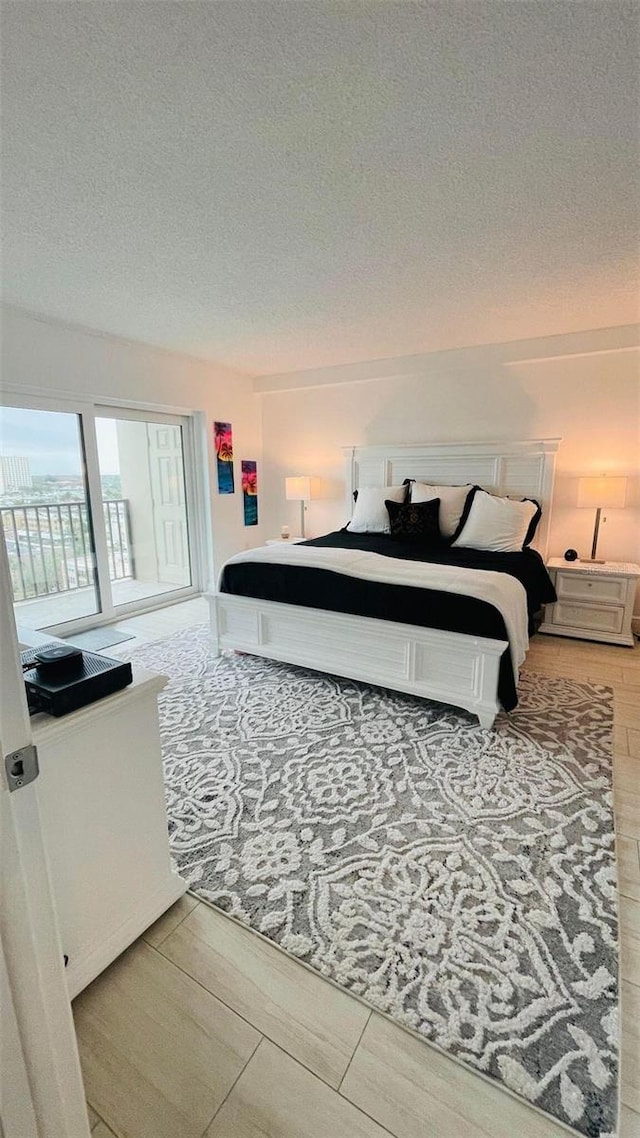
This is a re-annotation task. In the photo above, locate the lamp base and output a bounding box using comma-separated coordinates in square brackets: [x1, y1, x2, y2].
[589, 507, 603, 562]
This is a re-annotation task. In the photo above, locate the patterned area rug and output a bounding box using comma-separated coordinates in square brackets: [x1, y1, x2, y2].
[128, 625, 618, 1137]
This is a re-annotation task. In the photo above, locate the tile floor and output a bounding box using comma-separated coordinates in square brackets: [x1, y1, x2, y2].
[106, 594, 210, 651]
[74, 601, 640, 1138]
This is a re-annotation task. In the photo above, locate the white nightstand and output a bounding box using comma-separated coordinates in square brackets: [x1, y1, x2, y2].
[539, 558, 640, 647]
[266, 537, 305, 545]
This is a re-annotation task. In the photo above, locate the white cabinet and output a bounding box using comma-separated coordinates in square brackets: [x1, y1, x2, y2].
[540, 559, 640, 647]
[32, 668, 186, 998]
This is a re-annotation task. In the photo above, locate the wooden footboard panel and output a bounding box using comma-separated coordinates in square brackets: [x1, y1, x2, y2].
[207, 592, 509, 728]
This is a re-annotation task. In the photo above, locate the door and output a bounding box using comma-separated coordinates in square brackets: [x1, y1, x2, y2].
[0, 524, 91, 1138]
[0, 405, 101, 632]
[95, 410, 195, 609]
[147, 423, 191, 586]
[1, 931, 37, 1138]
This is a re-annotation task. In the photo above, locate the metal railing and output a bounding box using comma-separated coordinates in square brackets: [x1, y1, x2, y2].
[1, 499, 133, 603]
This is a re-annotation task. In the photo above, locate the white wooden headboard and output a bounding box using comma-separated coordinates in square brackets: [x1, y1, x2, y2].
[343, 439, 561, 559]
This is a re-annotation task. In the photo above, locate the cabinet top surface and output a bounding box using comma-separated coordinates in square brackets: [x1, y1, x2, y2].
[547, 557, 640, 576]
[30, 666, 167, 744]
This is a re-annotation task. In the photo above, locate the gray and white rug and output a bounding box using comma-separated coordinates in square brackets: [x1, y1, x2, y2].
[128, 625, 618, 1137]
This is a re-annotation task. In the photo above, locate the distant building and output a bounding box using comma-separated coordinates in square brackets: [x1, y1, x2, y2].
[0, 455, 32, 494]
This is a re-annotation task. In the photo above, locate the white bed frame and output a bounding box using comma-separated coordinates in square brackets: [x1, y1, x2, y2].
[208, 439, 560, 728]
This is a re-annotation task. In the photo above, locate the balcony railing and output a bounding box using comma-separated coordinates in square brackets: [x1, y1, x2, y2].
[1, 500, 133, 603]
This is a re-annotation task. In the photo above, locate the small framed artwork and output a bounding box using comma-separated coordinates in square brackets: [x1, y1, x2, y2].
[214, 421, 235, 494]
[241, 460, 258, 526]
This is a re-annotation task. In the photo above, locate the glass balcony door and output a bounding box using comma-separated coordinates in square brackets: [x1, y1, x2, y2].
[0, 406, 101, 631]
[0, 400, 198, 634]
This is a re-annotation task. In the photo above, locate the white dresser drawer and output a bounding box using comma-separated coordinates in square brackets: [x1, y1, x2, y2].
[556, 572, 627, 605]
[552, 601, 624, 636]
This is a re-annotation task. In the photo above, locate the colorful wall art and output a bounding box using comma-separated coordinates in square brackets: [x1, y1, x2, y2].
[242, 460, 258, 526]
[214, 421, 234, 493]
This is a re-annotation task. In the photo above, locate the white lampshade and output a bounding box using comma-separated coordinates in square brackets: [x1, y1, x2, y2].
[577, 476, 627, 509]
[285, 476, 324, 501]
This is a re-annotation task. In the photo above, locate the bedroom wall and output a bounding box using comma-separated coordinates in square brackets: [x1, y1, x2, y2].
[0, 306, 264, 580]
[258, 326, 640, 617]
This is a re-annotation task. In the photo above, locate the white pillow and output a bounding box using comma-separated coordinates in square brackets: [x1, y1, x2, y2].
[410, 482, 473, 539]
[347, 485, 406, 533]
[452, 490, 537, 553]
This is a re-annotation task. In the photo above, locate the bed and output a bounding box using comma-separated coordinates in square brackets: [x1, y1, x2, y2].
[207, 439, 560, 728]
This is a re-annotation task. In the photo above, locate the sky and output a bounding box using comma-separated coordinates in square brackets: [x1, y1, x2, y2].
[0, 406, 120, 476]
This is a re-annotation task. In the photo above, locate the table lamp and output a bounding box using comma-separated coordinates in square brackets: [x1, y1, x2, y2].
[576, 475, 627, 562]
[285, 476, 323, 538]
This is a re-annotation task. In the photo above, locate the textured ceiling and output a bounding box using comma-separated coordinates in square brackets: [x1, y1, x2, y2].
[2, 1, 638, 376]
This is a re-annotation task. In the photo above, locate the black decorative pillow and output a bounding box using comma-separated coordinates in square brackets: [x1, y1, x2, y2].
[385, 497, 442, 543]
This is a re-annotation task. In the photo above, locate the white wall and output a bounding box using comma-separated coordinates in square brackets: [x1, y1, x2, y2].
[5, 309, 638, 619]
[259, 327, 640, 614]
[0, 307, 264, 579]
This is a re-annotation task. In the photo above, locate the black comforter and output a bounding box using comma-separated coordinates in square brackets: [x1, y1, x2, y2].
[219, 531, 557, 711]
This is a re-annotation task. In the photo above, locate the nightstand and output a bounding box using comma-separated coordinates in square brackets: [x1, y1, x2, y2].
[539, 558, 640, 647]
[266, 537, 304, 545]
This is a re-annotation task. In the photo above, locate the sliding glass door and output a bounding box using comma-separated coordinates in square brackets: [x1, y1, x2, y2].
[0, 406, 101, 631]
[0, 399, 198, 634]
